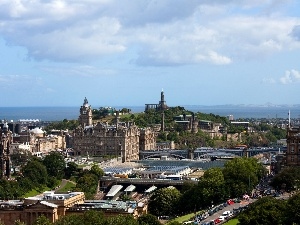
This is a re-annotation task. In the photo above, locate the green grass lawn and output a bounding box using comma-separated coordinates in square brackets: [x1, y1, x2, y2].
[223, 218, 239, 225]
[56, 181, 76, 193]
[167, 211, 203, 224]
[22, 186, 50, 198]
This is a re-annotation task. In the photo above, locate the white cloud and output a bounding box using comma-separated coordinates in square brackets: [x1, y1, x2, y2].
[0, 0, 300, 65]
[280, 69, 300, 84]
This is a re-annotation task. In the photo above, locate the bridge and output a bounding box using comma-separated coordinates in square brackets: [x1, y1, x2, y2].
[139, 147, 286, 160]
[99, 176, 198, 192]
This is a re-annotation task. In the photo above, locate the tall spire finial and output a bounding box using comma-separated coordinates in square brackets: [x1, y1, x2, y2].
[288, 110, 291, 127]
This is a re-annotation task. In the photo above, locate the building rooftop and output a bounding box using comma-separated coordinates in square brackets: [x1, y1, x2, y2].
[67, 200, 138, 213]
[26, 191, 84, 201]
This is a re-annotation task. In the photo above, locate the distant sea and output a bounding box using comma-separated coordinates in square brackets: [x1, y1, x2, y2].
[0, 105, 300, 122]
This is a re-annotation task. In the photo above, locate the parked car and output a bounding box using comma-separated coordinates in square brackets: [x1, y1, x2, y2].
[214, 218, 221, 224]
[233, 198, 241, 203]
[218, 215, 226, 222]
[227, 199, 235, 205]
[233, 208, 240, 215]
[217, 204, 224, 210]
[200, 221, 214, 225]
[222, 210, 233, 218]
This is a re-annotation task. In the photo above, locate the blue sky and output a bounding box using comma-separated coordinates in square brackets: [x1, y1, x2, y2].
[0, 0, 300, 107]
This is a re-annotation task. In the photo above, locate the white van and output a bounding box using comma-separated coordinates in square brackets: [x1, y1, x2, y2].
[222, 210, 233, 218]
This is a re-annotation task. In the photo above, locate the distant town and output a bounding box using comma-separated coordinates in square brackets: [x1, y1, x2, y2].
[0, 91, 300, 225]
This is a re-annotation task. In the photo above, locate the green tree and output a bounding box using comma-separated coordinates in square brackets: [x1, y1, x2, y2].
[47, 176, 60, 190]
[44, 119, 78, 133]
[21, 159, 48, 187]
[14, 220, 26, 225]
[167, 131, 179, 142]
[270, 126, 286, 140]
[107, 215, 138, 225]
[17, 177, 34, 194]
[55, 211, 106, 225]
[92, 107, 115, 119]
[43, 152, 66, 179]
[54, 214, 83, 225]
[76, 173, 98, 199]
[64, 162, 78, 179]
[198, 168, 227, 206]
[90, 164, 104, 178]
[284, 192, 300, 225]
[137, 214, 161, 225]
[120, 108, 131, 114]
[223, 157, 266, 197]
[238, 197, 286, 225]
[79, 210, 106, 225]
[270, 167, 300, 191]
[178, 183, 200, 214]
[148, 187, 182, 217]
[33, 215, 52, 225]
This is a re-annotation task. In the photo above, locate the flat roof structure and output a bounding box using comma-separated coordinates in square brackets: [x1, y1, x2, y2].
[124, 185, 136, 192]
[145, 186, 157, 193]
[106, 185, 123, 197]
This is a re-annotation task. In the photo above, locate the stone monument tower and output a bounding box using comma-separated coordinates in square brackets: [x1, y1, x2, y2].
[0, 122, 12, 178]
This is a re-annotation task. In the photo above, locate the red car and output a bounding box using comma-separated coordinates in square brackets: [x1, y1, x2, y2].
[214, 218, 221, 224]
[227, 199, 235, 205]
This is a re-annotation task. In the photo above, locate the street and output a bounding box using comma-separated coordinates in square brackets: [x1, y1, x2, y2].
[199, 198, 255, 224]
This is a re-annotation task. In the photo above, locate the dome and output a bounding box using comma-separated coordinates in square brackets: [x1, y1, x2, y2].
[30, 127, 44, 134]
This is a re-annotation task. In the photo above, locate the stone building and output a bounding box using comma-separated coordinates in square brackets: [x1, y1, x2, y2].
[73, 98, 156, 162]
[34, 134, 66, 154]
[0, 191, 83, 225]
[174, 113, 198, 133]
[0, 122, 12, 178]
[10, 142, 31, 154]
[285, 125, 300, 166]
[0, 191, 147, 225]
[73, 121, 140, 162]
[139, 128, 157, 150]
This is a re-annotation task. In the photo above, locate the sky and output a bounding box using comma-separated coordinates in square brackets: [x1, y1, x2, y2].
[0, 0, 300, 107]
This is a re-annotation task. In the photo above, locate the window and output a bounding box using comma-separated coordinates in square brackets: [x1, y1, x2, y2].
[291, 146, 295, 153]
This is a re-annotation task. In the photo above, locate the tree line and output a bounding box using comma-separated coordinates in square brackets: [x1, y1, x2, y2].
[238, 192, 300, 225]
[0, 211, 163, 225]
[0, 152, 102, 200]
[147, 157, 266, 217]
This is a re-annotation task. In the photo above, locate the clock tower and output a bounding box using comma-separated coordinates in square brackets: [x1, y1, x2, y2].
[78, 97, 93, 127]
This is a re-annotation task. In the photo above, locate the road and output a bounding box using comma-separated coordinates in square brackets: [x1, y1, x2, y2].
[199, 191, 290, 224]
[199, 199, 255, 224]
